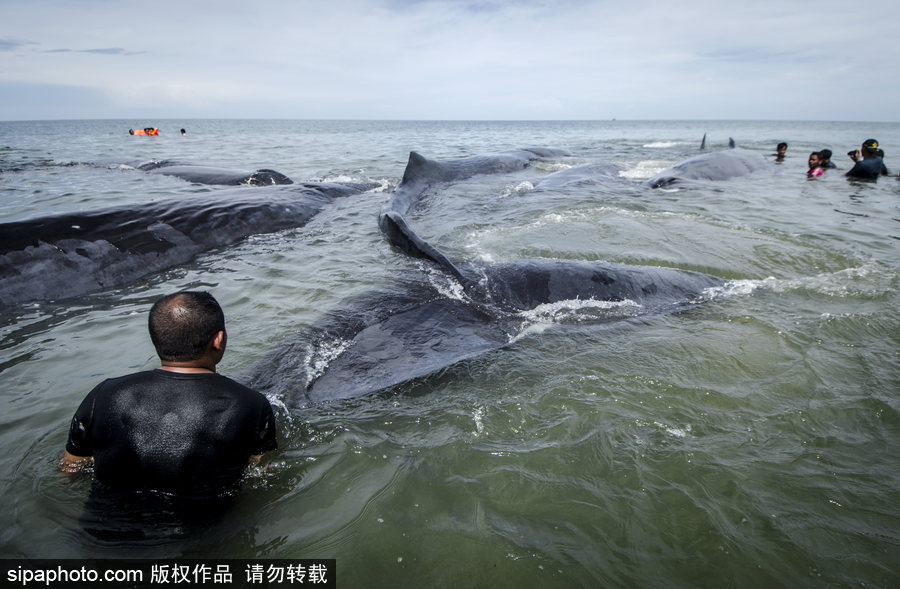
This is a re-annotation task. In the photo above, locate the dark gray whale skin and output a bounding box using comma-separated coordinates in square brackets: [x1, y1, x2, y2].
[378, 148, 573, 284]
[0, 182, 375, 309]
[248, 259, 722, 407]
[96, 159, 295, 186]
[646, 146, 772, 188]
[141, 162, 294, 186]
[250, 150, 723, 407]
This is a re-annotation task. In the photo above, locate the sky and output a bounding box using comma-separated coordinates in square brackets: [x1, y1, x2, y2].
[1, 0, 897, 122]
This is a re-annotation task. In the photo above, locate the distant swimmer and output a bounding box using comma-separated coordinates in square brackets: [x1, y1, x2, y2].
[129, 127, 158, 136]
[59, 291, 278, 498]
[846, 139, 887, 179]
[772, 142, 788, 162]
[807, 152, 825, 177]
[180, 128, 186, 135]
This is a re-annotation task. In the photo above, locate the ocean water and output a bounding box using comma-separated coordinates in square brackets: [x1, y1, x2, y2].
[0, 119, 897, 587]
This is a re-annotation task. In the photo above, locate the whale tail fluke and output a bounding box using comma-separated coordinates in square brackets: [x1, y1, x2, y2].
[378, 211, 470, 286]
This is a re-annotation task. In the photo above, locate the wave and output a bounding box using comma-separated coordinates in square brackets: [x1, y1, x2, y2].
[619, 160, 671, 180]
[643, 141, 691, 148]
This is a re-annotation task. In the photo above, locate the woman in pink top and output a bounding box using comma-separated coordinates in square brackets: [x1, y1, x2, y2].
[807, 152, 825, 177]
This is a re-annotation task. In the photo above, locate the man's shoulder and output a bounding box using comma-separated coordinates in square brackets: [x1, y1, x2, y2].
[848, 157, 883, 178]
[92, 370, 270, 407]
[94, 370, 162, 390]
[210, 372, 261, 393]
[207, 373, 272, 405]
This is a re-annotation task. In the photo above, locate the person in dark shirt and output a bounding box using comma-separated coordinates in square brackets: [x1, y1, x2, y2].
[846, 138, 888, 179]
[817, 149, 837, 169]
[60, 291, 277, 498]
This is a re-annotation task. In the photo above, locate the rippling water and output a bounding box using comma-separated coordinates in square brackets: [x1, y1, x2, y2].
[1, 119, 898, 587]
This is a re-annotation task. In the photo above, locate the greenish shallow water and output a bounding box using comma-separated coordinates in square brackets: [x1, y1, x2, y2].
[0, 120, 897, 587]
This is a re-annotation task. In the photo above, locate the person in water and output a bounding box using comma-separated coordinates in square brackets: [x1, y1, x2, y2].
[817, 149, 836, 169]
[773, 142, 788, 162]
[60, 291, 277, 498]
[846, 139, 887, 179]
[807, 152, 825, 177]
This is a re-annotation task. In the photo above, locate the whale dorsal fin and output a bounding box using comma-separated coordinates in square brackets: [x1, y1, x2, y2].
[700, 133, 707, 150]
[728, 137, 736, 148]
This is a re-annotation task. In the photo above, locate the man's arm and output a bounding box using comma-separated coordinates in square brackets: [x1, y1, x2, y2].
[58, 451, 93, 473]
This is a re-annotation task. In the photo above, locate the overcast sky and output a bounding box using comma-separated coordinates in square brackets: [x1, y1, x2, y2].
[1, 0, 897, 121]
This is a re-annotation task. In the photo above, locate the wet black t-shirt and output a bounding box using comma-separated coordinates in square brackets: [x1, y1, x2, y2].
[846, 156, 886, 179]
[66, 369, 277, 497]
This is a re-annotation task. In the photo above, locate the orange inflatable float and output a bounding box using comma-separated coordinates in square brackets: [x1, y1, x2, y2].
[129, 127, 159, 136]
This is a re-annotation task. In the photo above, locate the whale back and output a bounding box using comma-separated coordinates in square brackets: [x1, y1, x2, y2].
[144, 164, 294, 186]
[647, 148, 771, 188]
[0, 184, 351, 308]
[475, 260, 721, 313]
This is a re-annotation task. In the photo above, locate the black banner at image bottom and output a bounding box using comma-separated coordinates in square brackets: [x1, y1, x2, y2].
[0, 559, 336, 588]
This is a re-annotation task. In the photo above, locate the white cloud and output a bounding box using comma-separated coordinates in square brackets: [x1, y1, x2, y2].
[0, 0, 897, 121]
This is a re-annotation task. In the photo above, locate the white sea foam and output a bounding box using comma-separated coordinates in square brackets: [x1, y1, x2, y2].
[463, 210, 588, 248]
[531, 161, 573, 173]
[619, 160, 671, 180]
[654, 421, 691, 438]
[703, 265, 894, 302]
[472, 406, 485, 436]
[313, 174, 393, 192]
[500, 181, 534, 197]
[365, 177, 393, 193]
[701, 278, 772, 301]
[420, 263, 467, 300]
[771, 265, 893, 297]
[643, 141, 691, 148]
[507, 297, 642, 345]
[318, 174, 356, 184]
[304, 337, 354, 387]
[517, 297, 640, 321]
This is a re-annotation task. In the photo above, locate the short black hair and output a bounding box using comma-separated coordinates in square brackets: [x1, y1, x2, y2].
[777, 142, 788, 150]
[148, 291, 225, 362]
[818, 149, 832, 160]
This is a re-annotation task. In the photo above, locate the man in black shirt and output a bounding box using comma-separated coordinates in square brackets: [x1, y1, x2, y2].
[846, 138, 889, 179]
[60, 291, 277, 498]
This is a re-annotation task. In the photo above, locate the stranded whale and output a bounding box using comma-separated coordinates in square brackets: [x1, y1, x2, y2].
[96, 159, 295, 186]
[139, 161, 294, 186]
[646, 139, 772, 188]
[247, 259, 722, 406]
[0, 181, 376, 309]
[249, 150, 724, 407]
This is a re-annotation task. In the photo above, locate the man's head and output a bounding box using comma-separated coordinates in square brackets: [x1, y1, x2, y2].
[818, 149, 832, 162]
[808, 152, 821, 168]
[776, 142, 788, 154]
[149, 291, 226, 362]
[861, 139, 879, 158]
